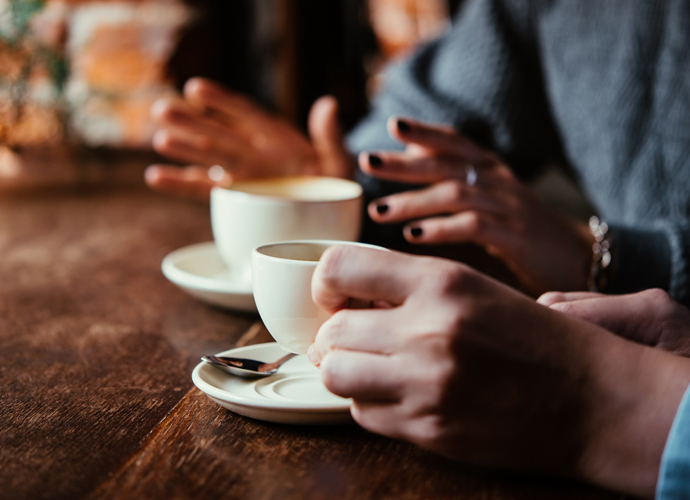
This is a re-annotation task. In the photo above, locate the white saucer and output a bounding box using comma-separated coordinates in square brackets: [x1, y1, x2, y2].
[161, 241, 257, 313]
[192, 342, 353, 425]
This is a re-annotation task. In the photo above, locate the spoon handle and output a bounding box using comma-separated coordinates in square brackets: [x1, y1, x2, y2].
[202, 355, 264, 371]
[202, 352, 298, 374]
[257, 352, 298, 373]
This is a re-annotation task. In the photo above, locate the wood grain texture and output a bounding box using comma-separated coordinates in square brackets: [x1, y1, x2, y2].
[91, 389, 624, 500]
[0, 185, 625, 500]
[0, 187, 255, 500]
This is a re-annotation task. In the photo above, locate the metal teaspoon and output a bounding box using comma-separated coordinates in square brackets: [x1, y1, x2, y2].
[201, 352, 298, 378]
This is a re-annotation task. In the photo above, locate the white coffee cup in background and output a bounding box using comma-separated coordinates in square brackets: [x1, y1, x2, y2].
[252, 240, 387, 354]
[211, 176, 363, 284]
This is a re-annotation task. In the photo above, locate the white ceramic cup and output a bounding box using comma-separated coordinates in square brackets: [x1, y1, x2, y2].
[252, 240, 386, 354]
[211, 176, 363, 285]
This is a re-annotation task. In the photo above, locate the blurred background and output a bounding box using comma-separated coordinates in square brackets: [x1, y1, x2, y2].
[0, 0, 590, 220]
[0, 0, 458, 189]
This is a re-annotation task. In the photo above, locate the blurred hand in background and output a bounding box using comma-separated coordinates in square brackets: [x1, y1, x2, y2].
[145, 78, 354, 200]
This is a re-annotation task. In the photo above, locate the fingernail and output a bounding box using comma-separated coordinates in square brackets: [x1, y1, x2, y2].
[144, 166, 160, 183]
[376, 203, 389, 214]
[307, 344, 319, 366]
[410, 227, 423, 238]
[397, 120, 411, 133]
[369, 154, 383, 168]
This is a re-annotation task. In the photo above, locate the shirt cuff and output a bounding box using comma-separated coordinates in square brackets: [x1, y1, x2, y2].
[606, 225, 672, 296]
[657, 382, 690, 499]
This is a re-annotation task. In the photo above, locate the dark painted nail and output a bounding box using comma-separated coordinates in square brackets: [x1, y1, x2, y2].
[410, 227, 423, 238]
[376, 204, 389, 214]
[397, 120, 411, 133]
[369, 154, 383, 168]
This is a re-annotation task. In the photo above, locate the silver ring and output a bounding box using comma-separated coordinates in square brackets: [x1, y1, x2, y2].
[208, 165, 228, 182]
[465, 164, 478, 186]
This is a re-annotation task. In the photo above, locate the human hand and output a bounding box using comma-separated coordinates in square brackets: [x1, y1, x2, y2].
[359, 118, 594, 295]
[145, 78, 353, 200]
[538, 289, 690, 357]
[309, 245, 690, 497]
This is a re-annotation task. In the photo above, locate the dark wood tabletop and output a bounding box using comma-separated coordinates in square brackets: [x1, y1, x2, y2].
[0, 179, 625, 500]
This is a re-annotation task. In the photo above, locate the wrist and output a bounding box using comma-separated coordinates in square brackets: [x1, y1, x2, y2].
[586, 216, 613, 292]
[573, 220, 597, 290]
[576, 332, 690, 496]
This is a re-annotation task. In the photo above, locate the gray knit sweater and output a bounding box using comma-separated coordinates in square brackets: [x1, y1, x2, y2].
[348, 0, 690, 304]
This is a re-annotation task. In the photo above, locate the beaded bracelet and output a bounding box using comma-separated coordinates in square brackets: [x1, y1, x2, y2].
[587, 216, 612, 292]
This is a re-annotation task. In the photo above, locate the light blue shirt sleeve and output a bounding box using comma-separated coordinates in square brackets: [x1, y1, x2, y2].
[657, 383, 690, 499]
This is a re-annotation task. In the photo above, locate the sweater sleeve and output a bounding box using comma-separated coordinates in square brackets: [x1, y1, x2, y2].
[347, 0, 567, 250]
[347, 0, 565, 179]
[657, 382, 690, 499]
[608, 222, 690, 307]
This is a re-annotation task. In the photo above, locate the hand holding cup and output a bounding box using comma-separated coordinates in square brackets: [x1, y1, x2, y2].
[251, 240, 386, 354]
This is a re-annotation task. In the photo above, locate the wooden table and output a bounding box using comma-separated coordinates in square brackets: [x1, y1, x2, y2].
[0, 181, 624, 500]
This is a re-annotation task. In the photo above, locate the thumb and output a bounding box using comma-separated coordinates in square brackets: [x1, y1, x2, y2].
[308, 96, 354, 178]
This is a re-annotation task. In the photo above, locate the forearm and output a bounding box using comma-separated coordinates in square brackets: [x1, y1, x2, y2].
[576, 331, 690, 497]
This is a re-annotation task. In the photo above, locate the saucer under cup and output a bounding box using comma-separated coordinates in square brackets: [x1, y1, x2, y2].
[192, 342, 352, 425]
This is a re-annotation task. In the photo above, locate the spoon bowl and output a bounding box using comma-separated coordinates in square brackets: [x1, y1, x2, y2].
[201, 352, 298, 378]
